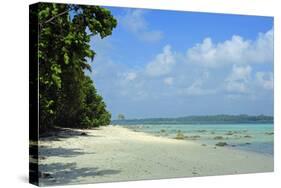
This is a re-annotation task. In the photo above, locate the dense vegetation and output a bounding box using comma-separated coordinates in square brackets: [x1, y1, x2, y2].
[34, 3, 117, 132]
[112, 114, 274, 125]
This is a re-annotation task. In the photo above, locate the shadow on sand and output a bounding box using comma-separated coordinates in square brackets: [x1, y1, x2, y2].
[39, 127, 103, 141]
[39, 147, 95, 158]
[30, 145, 114, 185]
[30, 127, 120, 185]
[39, 162, 121, 186]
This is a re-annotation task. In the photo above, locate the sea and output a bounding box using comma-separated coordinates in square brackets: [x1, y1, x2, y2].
[119, 123, 273, 156]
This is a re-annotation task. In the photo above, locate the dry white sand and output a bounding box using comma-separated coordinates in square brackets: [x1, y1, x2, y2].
[38, 126, 273, 186]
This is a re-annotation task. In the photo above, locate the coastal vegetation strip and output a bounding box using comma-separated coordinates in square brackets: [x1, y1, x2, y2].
[112, 114, 273, 125]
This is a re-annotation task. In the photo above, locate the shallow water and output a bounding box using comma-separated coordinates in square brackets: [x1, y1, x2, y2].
[121, 124, 274, 155]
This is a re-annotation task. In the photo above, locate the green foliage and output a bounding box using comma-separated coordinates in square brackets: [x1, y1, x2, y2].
[117, 114, 125, 120]
[77, 76, 111, 128]
[33, 3, 116, 132]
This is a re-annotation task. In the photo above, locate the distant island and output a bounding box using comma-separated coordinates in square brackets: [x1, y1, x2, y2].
[111, 114, 273, 125]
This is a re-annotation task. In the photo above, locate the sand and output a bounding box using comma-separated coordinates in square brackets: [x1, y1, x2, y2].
[38, 126, 273, 186]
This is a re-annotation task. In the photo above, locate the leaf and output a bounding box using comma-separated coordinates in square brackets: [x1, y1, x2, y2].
[51, 74, 61, 88]
[64, 53, 70, 64]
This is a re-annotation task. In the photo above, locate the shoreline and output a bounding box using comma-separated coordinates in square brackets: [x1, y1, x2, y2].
[38, 125, 274, 186]
[119, 125, 273, 158]
[120, 123, 274, 156]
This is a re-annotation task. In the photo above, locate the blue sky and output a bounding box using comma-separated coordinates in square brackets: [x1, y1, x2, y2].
[88, 7, 273, 119]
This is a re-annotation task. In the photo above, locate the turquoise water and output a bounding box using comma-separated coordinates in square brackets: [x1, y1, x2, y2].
[121, 124, 274, 155]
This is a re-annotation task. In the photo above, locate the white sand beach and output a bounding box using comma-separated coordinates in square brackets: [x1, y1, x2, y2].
[38, 126, 273, 186]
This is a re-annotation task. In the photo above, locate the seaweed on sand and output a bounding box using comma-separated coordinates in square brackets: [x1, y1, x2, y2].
[174, 132, 186, 140]
[213, 136, 224, 140]
[215, 142, 228, 147]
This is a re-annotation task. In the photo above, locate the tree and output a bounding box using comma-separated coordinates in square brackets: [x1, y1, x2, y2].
[117, 114, 125, 120]
[78, 76, 111, 128]
[33, 3, 117, 132]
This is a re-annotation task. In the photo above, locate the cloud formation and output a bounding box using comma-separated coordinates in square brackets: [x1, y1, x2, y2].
[178, 71, 217, 96]
[225, 65, 252, 94]
[256, 72, 273, 90]
[124, 72, 137, 81]
[163, 77, 174, 86]
[119, 9, 163, 42]
[186, 29, 273, 67]
[90, 26, 273, 118]
[146, 45, 176, 76]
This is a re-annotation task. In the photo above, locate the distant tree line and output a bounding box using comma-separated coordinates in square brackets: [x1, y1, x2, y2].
[112, 114, 274, 125]
[33, 3, 117, 133]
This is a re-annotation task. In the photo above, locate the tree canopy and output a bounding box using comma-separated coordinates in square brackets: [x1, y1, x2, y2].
[33, 3, 117, 132]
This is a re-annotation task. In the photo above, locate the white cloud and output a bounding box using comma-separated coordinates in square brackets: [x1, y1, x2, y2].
[227, 64, 252, 81]
[124, 72, 137, 81]
[225, 65, 252, 94]
[91, 25, 273, 109]
[225, 82, 248, 94]
[249, 29, 273, 63]
[163, 77, 174, 86]
[120, 9, 145, 32]
[180, 79, 216, 96]
[256, 72, 273, 90]
[186, 28, 273, 67]
[178, 71, 216, 96]
[146, 45, 176, 76]
[119, 9, 163, 42]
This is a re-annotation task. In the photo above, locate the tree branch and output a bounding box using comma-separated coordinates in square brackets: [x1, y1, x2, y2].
[43, 9, 69, 25]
